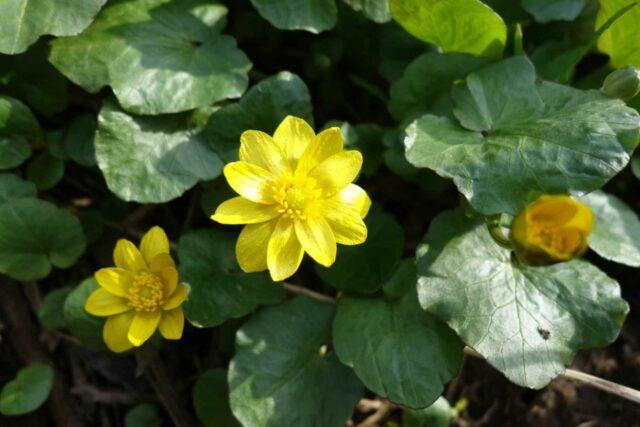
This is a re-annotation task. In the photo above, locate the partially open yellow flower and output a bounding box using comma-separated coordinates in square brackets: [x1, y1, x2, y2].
[510, 195, 594, 265]
[85, 226, 187, 353]
[211, 116, 371, 281]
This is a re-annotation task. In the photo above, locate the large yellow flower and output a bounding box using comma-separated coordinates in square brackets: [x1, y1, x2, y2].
[85, 226, 187, 353]
[510, 195, 594, 265]
[211, 116, 371, 281]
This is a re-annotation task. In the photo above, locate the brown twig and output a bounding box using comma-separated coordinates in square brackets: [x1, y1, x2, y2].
[71, 385, 138, 405]
[281, 282, 336, 303]
[355, 400, 396, 427]
[136, 346, 196, 427]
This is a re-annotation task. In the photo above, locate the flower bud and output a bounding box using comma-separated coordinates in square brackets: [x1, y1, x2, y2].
[510, 195, 594, 266]
[601, 66, 640, 101]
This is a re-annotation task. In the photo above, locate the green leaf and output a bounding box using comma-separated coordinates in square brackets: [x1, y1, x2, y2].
[402, 396, 456, 427]
[229, 296, 363, 427]
[95, 100, 223, 203]
[344, 0, 392, 23]
[388, 52, 491, 121]
[250, 0, 337, 33]
[416, 210, 628, 388]
[0, 41, 68, 116]
[632, 155, 640, 179]
[62, 114, 97, 167]
[581, 190, 640, 267]
[0, 173, 37, 203]
[38, 287, 72, 330]
[522, 0, 585, 23]
[0, 198, 85, 281]
[390, 0, 507, 59]
[405, 56, 640, 215]
[49, 0, 251, 115]
[333, 270, 464, 408]
[27, 150, 65, 191]
[0, 364, 53, 416]
[63, 278, 106, 350]
[0, 95, 40, 170]
[316, 209, 404, 294]
[193, 369, 240, 427]
[336, 122, 385, 177]
[597, 0, 640, 68]
[178, 228, 285, 328]
[125, 404, 162, 427]
[0, 0, 106, 54]
[205, 72, 313, 162]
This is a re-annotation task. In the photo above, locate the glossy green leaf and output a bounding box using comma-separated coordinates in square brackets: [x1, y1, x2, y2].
[632, 155, 640, 179]
[405, 56, 640, 215]
[229, 296, 363, 427]
[0, 95, 40, 170]
[38, 287, 72, 330]
[581, 190, 640, 267]
[522, 0, 584, 23]
[0, 173, 37, 203]
[0, 364, 53, 416]
[250, 0, 337, 33]
[178, 228, 285, 328]
[0, 41, 68, 116]
[388, 52, 491, 121]
[62, 114, 97, 167]
[416, 210, 628, 388]
[63, 278, 106, 350]
[402, 396, 456, 427]
[49, 0, 251, 115]
[333, 267, 464, 408]
[390, 0, 506, 59]
[0, 0, 106, 54]
[0, 198, 85, 280]
[125, 404, 162, 427]
[316, 209, 404, 294]
[193, 369, 240, 427]
[27, 150, 65, 190]
[205, 72, 313, 162]
[597, 0, 640, 68]
[95, 100, 223, 203]
[344, 0, 391, 23]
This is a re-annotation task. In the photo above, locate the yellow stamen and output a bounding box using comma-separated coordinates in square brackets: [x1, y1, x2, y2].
[127, 272, 164, 312]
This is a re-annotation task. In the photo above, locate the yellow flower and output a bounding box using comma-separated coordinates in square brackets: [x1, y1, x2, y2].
[85, 226, 187, 353]
[510, 195, 594, 265]
[211, 115, 371, 281]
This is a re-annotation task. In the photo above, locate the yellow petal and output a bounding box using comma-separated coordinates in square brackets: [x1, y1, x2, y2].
[236, 221, 277, 273]
[295, 127, 343, 177]
[272, 115, 315, 166]
[114, 239, 147, 273]
[337, 184, 371, 218]
[148, 253, 176, 274]
[211, 197, 281, 225]
[315, 200, 367, 245]
[163, 283, 188, 310]
[160, 266, 178, 299]
[267, 216, 304, 281]
[294, 215, 337, 267]
[85, 288, 131, 316]
[309, 151, 363, 197]
[128, 311, 162, 347]
[240, 130, 291, 176]
[94, 268, 134, 297]
[103, 311, 135, 353]
[139, 226, 170, 265]
[564, 199, 594, 234]
[223, 161, 276, 204]
[159, 308, 184, 340]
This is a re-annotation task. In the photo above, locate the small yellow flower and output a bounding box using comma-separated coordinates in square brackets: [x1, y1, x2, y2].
[85, 226, 187, 353]
[510, 195, 594, 265]
[212, 116, 371, 281]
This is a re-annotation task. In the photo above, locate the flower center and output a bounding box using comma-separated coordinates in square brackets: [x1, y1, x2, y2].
[530, 222, 581, 256]
[128, 272, 164, 312]
[273, 179, 322, 220]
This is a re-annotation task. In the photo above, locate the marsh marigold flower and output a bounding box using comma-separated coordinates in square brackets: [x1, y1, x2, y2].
[510, 195, 594, 265]
[85, 227, 187, 352]
[211, 116, 371, 281]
